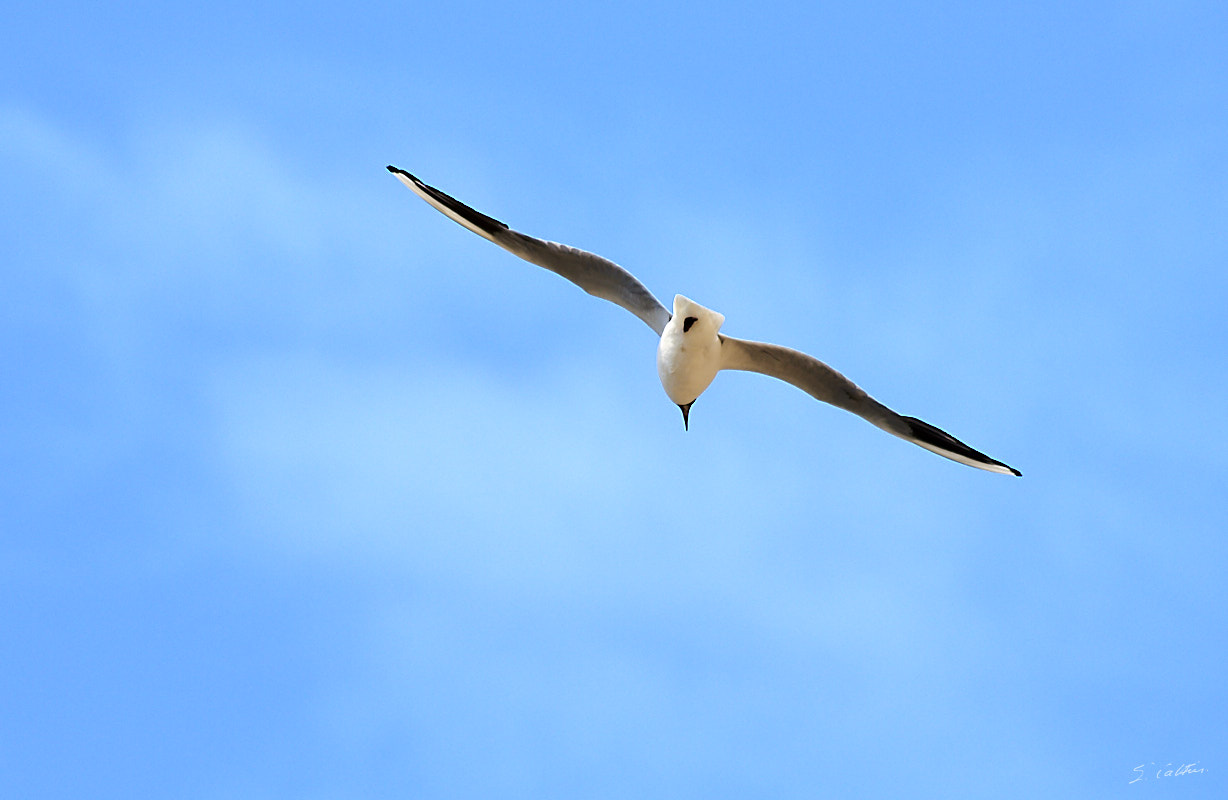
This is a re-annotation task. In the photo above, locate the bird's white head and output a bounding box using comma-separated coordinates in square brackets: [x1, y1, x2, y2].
[657, 295, 726, 429]
[670, 294, 725, 335]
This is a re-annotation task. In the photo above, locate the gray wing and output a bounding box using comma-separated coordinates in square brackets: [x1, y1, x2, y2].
[388, 166, 671, 335]
[719, 335, 1021, 476]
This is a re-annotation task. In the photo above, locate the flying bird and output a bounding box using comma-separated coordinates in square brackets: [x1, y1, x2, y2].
[387, 165, 1020, 476]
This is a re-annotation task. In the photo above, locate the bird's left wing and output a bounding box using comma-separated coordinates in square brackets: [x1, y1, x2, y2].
[387, 166, 671, 335]
[719, 335, 1021, 476]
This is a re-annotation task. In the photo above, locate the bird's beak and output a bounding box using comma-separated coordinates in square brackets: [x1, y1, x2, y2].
[678, 402, 693, 431]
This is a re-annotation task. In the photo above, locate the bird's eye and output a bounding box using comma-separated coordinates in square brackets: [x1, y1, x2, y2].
[683, 316, 699, 332]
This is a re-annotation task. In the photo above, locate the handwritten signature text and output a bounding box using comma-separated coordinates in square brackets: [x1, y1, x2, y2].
[1130, 762, 1206, 784]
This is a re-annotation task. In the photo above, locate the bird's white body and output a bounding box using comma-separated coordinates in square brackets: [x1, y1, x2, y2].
[388, 165, 1021, 476]
[657, 295, 725, 406]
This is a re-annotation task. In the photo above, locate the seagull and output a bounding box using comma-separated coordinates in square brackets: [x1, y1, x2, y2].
[387, 165, 1021, 476]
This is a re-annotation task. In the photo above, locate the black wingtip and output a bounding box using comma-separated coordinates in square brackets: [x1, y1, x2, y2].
[389, 169, 510, 235]
[903, 415, 1021, 476]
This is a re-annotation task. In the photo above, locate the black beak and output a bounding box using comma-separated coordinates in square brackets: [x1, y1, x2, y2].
[678, 402, 693, 431]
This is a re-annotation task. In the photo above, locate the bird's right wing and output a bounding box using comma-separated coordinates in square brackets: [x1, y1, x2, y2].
[388, 166, 671, 336]
[719, 335, 1021, 476]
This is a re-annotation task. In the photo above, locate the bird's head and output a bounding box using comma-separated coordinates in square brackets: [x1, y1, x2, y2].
[670, 294, 725, 336]
[658, 296, 727, 431]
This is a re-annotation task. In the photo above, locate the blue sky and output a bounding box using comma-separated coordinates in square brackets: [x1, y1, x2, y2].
[3, 1, 1226, 797]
